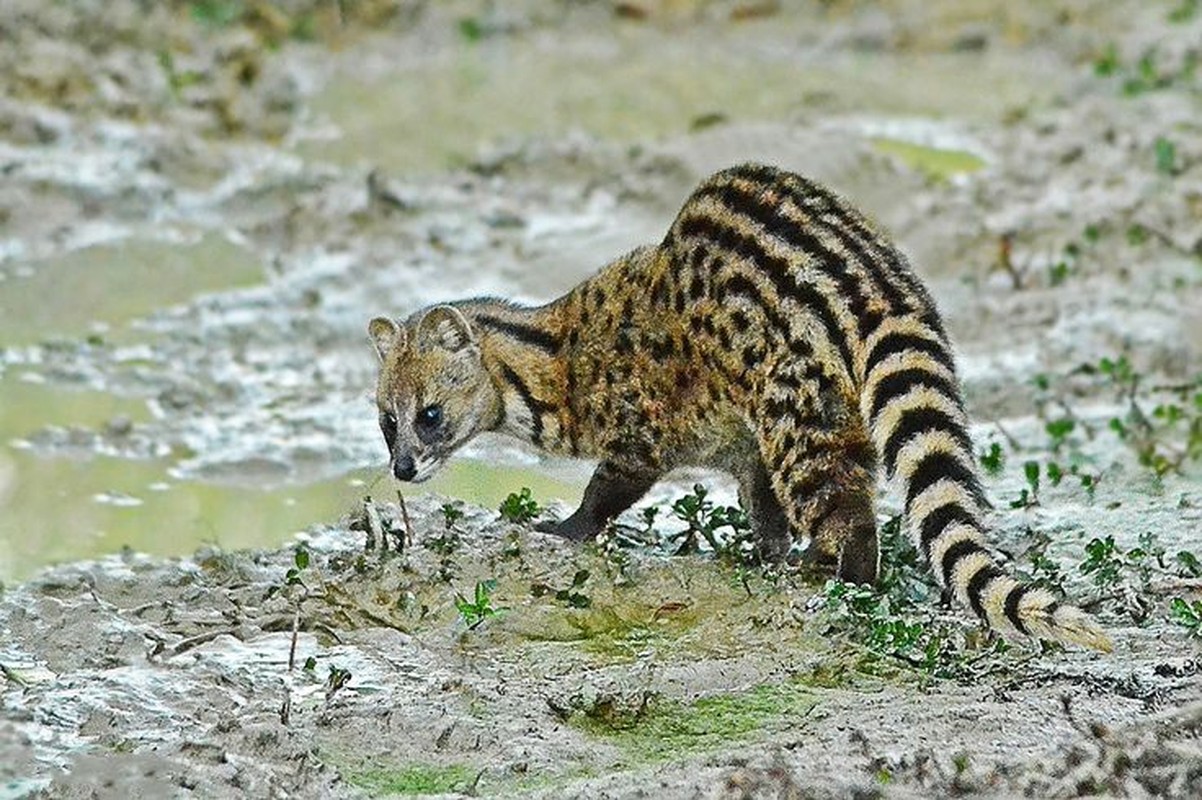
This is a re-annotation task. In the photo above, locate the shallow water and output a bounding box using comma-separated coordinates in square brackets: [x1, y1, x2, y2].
[0, 375, 585, 582]
[297, 26, 1041, 173]
[0, 234, 263, 346]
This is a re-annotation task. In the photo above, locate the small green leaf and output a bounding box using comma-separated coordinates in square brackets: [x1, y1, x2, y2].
[1023, 460, 1041, 492]
[979, 442, 1005, 476]
[1154, 137, 1178, 175]
[1175, 550, 1202, 577]
[1094, 43, 1120, 77]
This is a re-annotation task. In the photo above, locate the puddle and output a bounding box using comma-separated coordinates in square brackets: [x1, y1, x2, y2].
[297, 29, 1050, 172]
[0, 375, 584, 583]
[0, 233, 264, 347]
[870, 137, 985, 180]
[0, 377, 340, 581]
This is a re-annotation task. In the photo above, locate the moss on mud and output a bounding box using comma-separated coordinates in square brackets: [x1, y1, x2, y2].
[343, 762, 475, 796]
[572, 680, 819, 764]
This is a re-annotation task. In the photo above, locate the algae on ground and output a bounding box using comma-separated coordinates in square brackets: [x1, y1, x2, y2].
[573, 680, 818, 764]
[344, 762, 476, 796]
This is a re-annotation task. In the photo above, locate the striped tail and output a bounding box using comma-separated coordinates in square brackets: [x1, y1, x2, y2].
[860, 313, 1112, 652]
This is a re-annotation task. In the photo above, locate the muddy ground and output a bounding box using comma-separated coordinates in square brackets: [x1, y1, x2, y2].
[2, 1, 1202, 797]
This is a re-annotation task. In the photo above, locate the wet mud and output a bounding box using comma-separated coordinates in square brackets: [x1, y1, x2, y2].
[2, 1, 1201, 797]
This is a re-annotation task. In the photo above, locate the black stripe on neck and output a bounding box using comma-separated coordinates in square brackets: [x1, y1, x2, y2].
[475, 315, 561, 354]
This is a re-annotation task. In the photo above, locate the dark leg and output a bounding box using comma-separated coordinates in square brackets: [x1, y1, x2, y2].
[738, 457, 792, 563]
[540, 460, 659, 542]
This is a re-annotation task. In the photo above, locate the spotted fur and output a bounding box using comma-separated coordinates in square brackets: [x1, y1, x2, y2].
[369, 163, 1111, 651]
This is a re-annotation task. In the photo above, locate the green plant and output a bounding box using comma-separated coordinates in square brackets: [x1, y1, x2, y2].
[456, 579, 501, 629]
[979, 442, 1005, 476]
[1168, 0, 1199, 23]
[1019, 531, 1067, 594]
[1045, 418, 1075, 451]
[1028, 551, 1067, 594]
[1096, 47, 1197, 96]
[1046, 234, 1096, 287]
[531, 569, 592, 609]
[876, 514, 939, 608]
[326, 665, 353, 701]
[440, 502, 465, 528]
[1009, 460, 1042, 509]
[669, 484, 751, 559]
[191, 0, 244, 27]
[1080, 531, 1159, 589]
[1043, 461, 1098, 501]
[1048, 259, 1073, 287]
[1076, 533, 1196, 625]
[499, 488, 542, 524]
[1126, 531, 1168, 585]
[1126, 224, 1150, 246]
[425, 528, 461, 556]
[638, 506, 660, 539]
[457, 17, 485, 42]
[1169, 598, 1202, 638]
[820, 517, 986, 679]
[156, 50, 204, 97]
[1175, 550, 1202, 577]
[1155, 137, 1179, 175]
[425, 515, 461, 582]
[1079, 536, 1125, 589]
[265, 545, 311, 599]
[1093, 357, 1202, 476]
[819, 580, 975, 679]
[1093, 43, 1121, 77]
[263, 545, 325, 671]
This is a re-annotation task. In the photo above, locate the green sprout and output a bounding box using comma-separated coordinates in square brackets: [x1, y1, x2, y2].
[1169, 598, 1202, 638]
[456, 579, 501, 629]
[500, 488, 542, 524]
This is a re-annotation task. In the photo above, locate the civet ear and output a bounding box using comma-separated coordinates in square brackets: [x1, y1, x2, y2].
[416, 305, 474, 352]
[368, 316, 405, 361]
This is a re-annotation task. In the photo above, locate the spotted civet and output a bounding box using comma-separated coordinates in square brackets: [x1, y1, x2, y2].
[368, 163, 1111, 651]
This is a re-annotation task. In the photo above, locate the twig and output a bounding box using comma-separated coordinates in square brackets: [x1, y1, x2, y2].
[397, 489, 415, 550]
[1156, 577, 1202, 592]
[0, 662, 29, 687]
[995, 232, 1025, 289]
[991, 420, 1022, 450]
[363, 496, 384, 551]
[312, 621, 345, 645]
[288, 605, 300, 671]
[166, 628, 242, 658]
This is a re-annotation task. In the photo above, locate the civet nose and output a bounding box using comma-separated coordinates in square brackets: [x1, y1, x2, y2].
[392, 454, 417, 481]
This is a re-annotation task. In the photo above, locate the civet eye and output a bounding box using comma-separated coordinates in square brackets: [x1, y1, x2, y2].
[417, 404, 443, 428]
